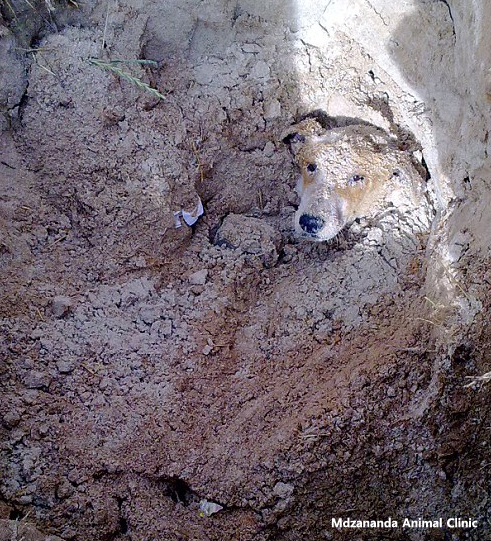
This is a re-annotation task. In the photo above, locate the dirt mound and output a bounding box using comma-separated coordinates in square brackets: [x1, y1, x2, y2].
[1, 1, 490, 540]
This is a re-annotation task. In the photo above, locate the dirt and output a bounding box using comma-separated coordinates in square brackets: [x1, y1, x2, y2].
[1, 1, 490, 540]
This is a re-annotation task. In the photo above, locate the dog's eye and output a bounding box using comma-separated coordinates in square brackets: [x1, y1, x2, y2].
[348, 174, 364, 184]
[306, 163, 317, 173]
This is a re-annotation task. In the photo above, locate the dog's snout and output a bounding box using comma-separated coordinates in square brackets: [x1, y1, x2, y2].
[299, 214, 325, 235]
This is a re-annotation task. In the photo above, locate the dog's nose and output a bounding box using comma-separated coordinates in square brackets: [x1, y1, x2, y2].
[299, 214, 325, 235]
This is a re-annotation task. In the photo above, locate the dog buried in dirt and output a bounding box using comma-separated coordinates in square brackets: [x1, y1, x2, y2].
[281, 113, 425, 242]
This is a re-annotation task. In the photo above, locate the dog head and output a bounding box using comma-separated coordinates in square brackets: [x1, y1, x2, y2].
[282, 118, 423, 242]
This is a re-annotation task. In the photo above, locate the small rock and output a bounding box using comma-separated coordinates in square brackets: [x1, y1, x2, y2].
[120, 278, 153, 307]
[151, 319, 172, 337]
[188, 269, 208, 286]
[9, 428, 25, 444]
[281, 245, 297, 263]
[190, 285, 205, 295]
[251, 60, 270, 80]
[30, 327, 45, 339]
[273, 498, 289, 513]
[213, 214, 283, 268]
[263, 99, 281, 120]
[56, 360, 74, 374]
[3, 410, 21, 427]
[92, 395, 106, 407]
[51, 296, 73, 318]
[39, 337, 53, 351]
[273, 482, 294, 499]
[263, 141, 276, 157]
[241, 43, 261, 53]
[139, 305, 161, 325]
[0, 520, 65, 541]
[56, 479, 74, 499]
[202, 344, 213, 356]
[23, 371, 51, 389]
[193, 64, 214, 85]
[99, 377, 111, 390]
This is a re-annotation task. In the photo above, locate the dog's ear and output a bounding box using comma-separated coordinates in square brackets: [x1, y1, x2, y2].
[366, 130, 392, 151]
[281, 119, 324, 141]
[281, 131, 306, 145]
[299, 109, 342, 131]
[280, 118, 324, 157]
[281, 124, 307, 158]
[347, 125, 393, 153]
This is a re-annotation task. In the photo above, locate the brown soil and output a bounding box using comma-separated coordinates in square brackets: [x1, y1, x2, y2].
[1, 1, 490, 540]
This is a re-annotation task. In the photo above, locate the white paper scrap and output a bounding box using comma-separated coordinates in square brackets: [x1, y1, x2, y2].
[173, 197, 204, 228]
[199, 499, 223, 516]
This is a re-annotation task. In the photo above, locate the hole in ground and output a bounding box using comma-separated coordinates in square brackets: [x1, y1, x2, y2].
[162, 476, 193, 506]
[9, 509, 25, 520]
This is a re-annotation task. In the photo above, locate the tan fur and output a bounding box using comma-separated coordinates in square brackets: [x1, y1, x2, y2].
[282, 119, 423, 241]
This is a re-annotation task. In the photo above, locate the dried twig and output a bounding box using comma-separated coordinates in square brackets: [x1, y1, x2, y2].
[191, 141, 205, 183]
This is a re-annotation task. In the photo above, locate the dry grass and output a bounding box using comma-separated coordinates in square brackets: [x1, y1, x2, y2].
[464, 371, 491, 388]
[2, 0, 17, 18]
[1, 0, 78, 18]
[415, 295, 456, 331]
[190, 140, 205, 183]
[87, 58, 166, 100]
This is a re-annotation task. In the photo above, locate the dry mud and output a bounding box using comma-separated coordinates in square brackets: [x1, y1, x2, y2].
[1, 1, 490, 540]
